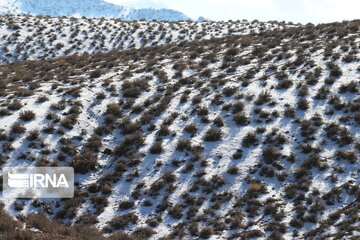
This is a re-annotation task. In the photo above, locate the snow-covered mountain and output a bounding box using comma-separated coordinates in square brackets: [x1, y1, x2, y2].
[0, 0, 190, 21]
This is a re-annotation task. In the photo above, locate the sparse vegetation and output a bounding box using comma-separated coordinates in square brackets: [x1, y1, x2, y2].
[0, 16, 358, 240]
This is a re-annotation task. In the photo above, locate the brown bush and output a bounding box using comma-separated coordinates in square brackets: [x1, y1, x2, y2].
[60, 114, 78, 130]
[36, 95, 49, 103]
[122, 79, 149, 98]
[19, 110, 35, 121]
[105, 103, 122, 117]
[233, 113, 249, 125]
[132, 227, 156, 239]
[213, 117, 224, 127]
[222, 86, 238, 97]
[184, 123, 198, 136]
[119, 200, 135, 210]
[10, 122, 26, 134]
[242, 132, 258, 147]
[232, 101, 245, 113]
[176, 139, 192, 152]
[26, 129, 40, 141]
[150, 141, 163, 154]
[108, 212, 138, 230]
[199, 226, 214, 239]
[72, 152, 98, 174]
[7, 100, 23, 111]
[0, 108, 10, 116]
[327, 62, 342, 78]
[297, 98, 310, 110]
[277, 79, 293, 89]
[227, 165, 239, 175]
[90, 69, 102, 78]
[254, 91, 272, 105]
[157, 124, 170, 136]
[262, 146, 281, 164]
[168, 204, 184, 219]
[204, 128, 222, 142]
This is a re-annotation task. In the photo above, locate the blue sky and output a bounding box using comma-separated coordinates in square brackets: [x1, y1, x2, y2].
[105, 0, 360, 23]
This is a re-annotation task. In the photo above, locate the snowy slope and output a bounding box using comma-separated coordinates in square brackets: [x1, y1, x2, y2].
[0, 20, 359, 239]
[0, 0, 190, 21]
[0, 15, 291, 64]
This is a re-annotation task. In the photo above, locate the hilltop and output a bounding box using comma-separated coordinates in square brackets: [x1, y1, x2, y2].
[0, 14, 291, 63]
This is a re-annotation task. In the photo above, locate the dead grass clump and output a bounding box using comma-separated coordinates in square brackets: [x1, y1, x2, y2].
[213, 117, 224, 127]
[336, 150, 357, 163]
[90, 69, 102, 78]
[204, 128, 222, 142]
[150, 141, 163, 154]
[0, 108, 10, 116]
[232, 101, 245, 113]
[132, 227, 156, 239]
[227, 165, 239, 175]
[72, 152, 98, 174]
[10, 122, 26, 135]
[327, 62, 342, 78]
[108, 212, 139, 230]
[7, 100, 23, 111]
[262, 146, 281, 164]
[297, 98, 310, 110]
[199, 226, 214, 239]
[233, 113, 249, 125]
[122, 79, 150, 98]
[176, 139, 192, 151]
[113, 131, 145, 157]
[184, 123, 198, 136]
[254, 91, 272, 105]
[60, 114, 78, 130]
[242, 132, 258, 147]
[119, 200, 135, 210]
[222, 86, 238, 97]
[19, 110, 35, 121]
[168, 204, 184, 219]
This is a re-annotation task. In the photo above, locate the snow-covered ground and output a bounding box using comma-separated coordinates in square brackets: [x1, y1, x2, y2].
[0, 14, 294, 63]
[0, 18, 359, 240]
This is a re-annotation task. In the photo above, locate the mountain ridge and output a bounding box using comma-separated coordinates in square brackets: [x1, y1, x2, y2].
[0, 0, 190, 21]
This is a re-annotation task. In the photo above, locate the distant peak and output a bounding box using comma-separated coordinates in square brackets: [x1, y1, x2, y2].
[0, 0, 190, 21]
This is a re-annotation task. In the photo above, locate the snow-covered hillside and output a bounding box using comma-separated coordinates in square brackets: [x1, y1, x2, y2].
[0, 15, 292, 63]
[0, 20, 359, 239]
[0, 0, 190, 21]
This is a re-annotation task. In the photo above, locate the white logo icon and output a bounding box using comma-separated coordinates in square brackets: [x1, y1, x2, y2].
[7, 173, 30, 188]
[8, 173, 69, 188]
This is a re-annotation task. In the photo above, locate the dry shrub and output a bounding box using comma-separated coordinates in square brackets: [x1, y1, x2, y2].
[108, 212, 139, 230]
[204, 128, 222, 142]
[150, 141, 163, 154]
[10, 122, 26, 134]
[132, 227, 156, 239]
[233, 113, 249, 125]
[7, 100, 23, 111]
[184, 123, 198, 135]
[262, 146, 281, 164]
[176, 139, 192, 151]
[72, 152, 98, 174]
[19, 110, 35, 121]
[242, 132, 258, 147]
[199, 226, 214, 239]
[113, 131, 145, 157]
